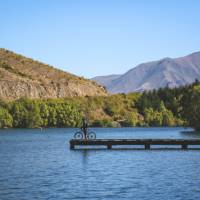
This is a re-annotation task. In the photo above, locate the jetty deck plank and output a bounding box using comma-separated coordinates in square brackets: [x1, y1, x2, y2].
[69, 139, 200, 150]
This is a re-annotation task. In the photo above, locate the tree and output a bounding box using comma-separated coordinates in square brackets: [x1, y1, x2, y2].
[144, 108, 163, 126]
[0, 107, 13, 128]
[25, 101, 42, 128]
[39, 102, 50, 127]
[48, 105, 57, 127]
[11, 102, 28, 127]
[92, 118, 113, 127]
[121, 112, 139, 126]
[181, 85, 200, 131]
[162, 110, 175, 126]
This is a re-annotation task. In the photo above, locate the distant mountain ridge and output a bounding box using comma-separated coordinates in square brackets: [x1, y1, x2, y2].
[92, 51, 200, 93]
[0, 48, 107, 100]
[92, 74, 121, 89]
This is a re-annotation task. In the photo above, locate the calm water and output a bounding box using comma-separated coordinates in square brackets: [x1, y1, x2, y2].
[1, 127, 200, 200]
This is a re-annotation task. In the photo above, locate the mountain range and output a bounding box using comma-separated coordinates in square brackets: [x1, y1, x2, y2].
[0, 48, 107, 100]
[1, 48, 200, 100]
[92, 51, 200, 93]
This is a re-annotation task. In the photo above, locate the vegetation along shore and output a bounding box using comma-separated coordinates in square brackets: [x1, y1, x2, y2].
[0, 81, 199, 131]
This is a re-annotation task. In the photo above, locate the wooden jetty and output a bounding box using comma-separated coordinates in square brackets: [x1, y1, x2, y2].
[70, 139, 200, 150]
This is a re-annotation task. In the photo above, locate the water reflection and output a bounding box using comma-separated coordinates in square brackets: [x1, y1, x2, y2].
[81, 150, 89, 165]
[1, 127, 200, 200]
[180, 130, 200, 138]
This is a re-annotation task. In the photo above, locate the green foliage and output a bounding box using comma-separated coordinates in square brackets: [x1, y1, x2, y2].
[162, 110, 175, 126]
[0, 107, 13, 128]
[55, 103, 82, 127]
[7, 98, 82, 128]
[92, 119, 113, 127]
[48, 105, 57, 126]
[181, 83, 200, 131]
[104, 101, 118, 116]
[11, 100, 28, 127]
[26, 101, 42, 128]
[121, 112, 139, 127]
[144, 108, 163, 126]
[39, 103, 49, 127]
[0, 81, 199, 129]
[144, 102, 178, 127]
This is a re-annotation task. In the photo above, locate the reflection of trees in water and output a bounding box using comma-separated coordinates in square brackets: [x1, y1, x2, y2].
[180, 130, 200, 138]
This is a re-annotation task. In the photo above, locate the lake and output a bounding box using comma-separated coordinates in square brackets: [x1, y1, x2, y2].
[0, 127, 200, 200]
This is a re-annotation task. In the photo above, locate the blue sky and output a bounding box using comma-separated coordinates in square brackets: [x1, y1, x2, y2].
[0, 0, 200, 78]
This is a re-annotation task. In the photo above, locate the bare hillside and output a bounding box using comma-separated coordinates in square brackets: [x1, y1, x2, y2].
[0, 49, 107, 100]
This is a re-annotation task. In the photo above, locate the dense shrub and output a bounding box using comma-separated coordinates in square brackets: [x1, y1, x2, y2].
[0, 107, 13, 128]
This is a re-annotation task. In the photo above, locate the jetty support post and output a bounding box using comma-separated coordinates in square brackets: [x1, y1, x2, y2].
[70, 142, 75, 150]
[107, 143, 112, 149]
[182, 144, 188, 149]
[145, 143, 151, 150]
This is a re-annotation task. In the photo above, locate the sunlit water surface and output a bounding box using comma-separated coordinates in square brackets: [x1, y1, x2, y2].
[0, 127, 200, 200]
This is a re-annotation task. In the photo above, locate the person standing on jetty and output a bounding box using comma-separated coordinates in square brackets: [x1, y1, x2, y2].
[81, 117, 88, 139]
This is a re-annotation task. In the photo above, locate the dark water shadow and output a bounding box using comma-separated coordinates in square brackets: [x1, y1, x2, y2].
[180, 130, 200, 138]
[72, 148, 200, 151]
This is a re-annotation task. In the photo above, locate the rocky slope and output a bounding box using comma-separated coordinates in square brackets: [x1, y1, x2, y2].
[0, 48, 107, 100]
[92, 51, 200, 93]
